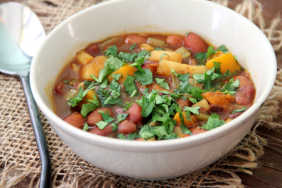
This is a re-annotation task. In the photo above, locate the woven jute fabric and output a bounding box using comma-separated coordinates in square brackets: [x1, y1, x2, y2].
[0, 0, 282, 187]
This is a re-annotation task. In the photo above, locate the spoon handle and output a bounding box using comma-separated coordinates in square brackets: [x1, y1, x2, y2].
[20, 74, 51, 188]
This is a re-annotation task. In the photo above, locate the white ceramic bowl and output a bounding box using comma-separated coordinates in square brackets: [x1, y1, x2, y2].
[30, 0, 276, 180]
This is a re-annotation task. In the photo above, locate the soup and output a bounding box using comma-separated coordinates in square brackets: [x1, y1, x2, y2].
[52, 32, 255, 140]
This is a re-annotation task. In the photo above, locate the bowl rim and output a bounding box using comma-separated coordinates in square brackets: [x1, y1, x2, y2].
[30, 0, 277, 151]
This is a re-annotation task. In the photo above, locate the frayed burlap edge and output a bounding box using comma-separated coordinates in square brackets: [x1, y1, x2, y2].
[0, 0, 281, 187]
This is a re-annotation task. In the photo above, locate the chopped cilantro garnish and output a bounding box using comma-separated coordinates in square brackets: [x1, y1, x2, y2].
[99, 110, 115, 123]
[130, 43, 137, 50]
[160, 53, 170, 61]
[155, 47, 164, 51]
[188, 97, 197, 104]
[104, 45, 118, 57]
[221, 78, 240, 95]
[111, 73, 122, 81]
[154, 78, 169, 89]
[124, 75, 137, 95]
[185, 32, 190, 36]
[111, 113, 129, 132]
[134, 69, 153, 85]
[96, 121, 108, 130]
[201, 113, 225, 130]
[118, 133, 126, 139]
[81, 101, 98, 117]
[195, 44, 229, 64]
[64, 80, 70, 84]
[183, 106, 201, 115]
[130, 90, 137, 98]
[231, 107, 247, 114]
[68, 83, 95, 107]
[181, 125, 192, 135]
[127, 132, 137, 140]
[82, 123, 89, 131]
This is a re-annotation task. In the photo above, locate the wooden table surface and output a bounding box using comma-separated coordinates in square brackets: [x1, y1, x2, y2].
[228, 0, 282, 187]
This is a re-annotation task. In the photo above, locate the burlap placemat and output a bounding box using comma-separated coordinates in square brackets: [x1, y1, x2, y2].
[0, 0, 282, 187]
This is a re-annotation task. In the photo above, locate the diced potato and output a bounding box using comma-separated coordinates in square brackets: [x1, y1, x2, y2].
[78, 89, 99, 108]
[147, 137, 156, 141]
[206, 53, 240, 74]
[65, 89, 78, 100]
[77, 51, 94, 65]
[70, 63, 81, 73]
[147, 37, 165, 47]
[173, 126, 183, 137]
[175, 47, 191, 59]
[188, 78, 204, 89]
[196, 113, 210, 121]
[140, 43, 154, 51]
[157, 60, 208, 77]
[108, 64, 137, 84]
[225, 118, 232, 123]
[80, 56, 107, 80]
[192, 99, 210, 111]
[173, 112, 197, 127]
[147, 50, 183, 63]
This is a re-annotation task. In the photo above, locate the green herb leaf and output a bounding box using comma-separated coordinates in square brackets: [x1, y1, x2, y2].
[118, 133, 126, 139]
[130, 90, 137, 98]
[180, 125, 192, 135]
[183, 106, 201, 115]
[81, 103, 97, 117]
[206, 45, 215, 58]
[201, 113, 225, 130]
[105, 45, 118, 57]
[221, 78, 240, 95]
[185, 32, 190, 36]
[96, 121, 108, 130]
[105, 56, 124, 70]
[155, 47, 164, 51]
[111, 73, 122, 81]
[188, 97, 197, 104]
[154, 78, 169, 89]
[124, 75, 137, 95]
[231, 107, 247, 114]
[99, 110, 115, 123]
[134, 69, 153, 85]
[160, 53, 170, 61]
[130, 43, 137, 50]
[195, 52, 207, 65]
[127, 132, 137, 140]
[64, 80, 70, 84]
[82, 123, 89, 131]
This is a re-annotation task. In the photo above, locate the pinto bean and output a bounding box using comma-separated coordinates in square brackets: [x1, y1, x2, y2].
[229, 112, 242, 119]
[85, 44, 100, 56]
[176, 98, 191, 108]
[233, 76, 253, 88]
[54, 82, 65, 94]
[126, 102, 143, 123]
[89, 124, 113, 136]
[141, 61, 159, 75]
[184, 32, 208, 54]
[166, 35, 184, 48]
[235, 85, 255, 105]
[118, 120, 137, 134]
[86, 108, 114, 126]
[124, 35, 147, 45]
[209, 104, 225, 113]
[63, 112, 85, 129]
[190, 126, 208, 135]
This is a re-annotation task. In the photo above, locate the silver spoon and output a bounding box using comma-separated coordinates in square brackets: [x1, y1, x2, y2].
[0, 2, 51, 188]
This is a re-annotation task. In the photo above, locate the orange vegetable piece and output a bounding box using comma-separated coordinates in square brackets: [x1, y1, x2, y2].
[201, 91, 233, 109]
[80, 56, 107, 80]
[206, 53, 240, 74]
[173, 112, 197, 127]
[108, 64, 137, 84]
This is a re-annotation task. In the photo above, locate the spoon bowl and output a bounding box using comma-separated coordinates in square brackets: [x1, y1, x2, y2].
[0, 2, 50, 188]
